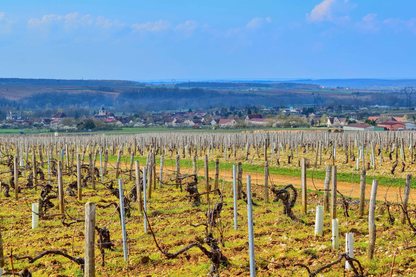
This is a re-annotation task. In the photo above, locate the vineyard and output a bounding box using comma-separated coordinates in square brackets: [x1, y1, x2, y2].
[1, 131, 416, 276]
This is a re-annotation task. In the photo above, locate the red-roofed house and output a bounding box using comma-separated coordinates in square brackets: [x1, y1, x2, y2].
[219, 119, 236, 127]
[245, 114, 262, 121]
[368, 116, 379, 122]
[377, 121, 405, 131]
[393, 117, 405, 122]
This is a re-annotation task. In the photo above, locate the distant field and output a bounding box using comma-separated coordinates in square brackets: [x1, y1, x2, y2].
[0, 85, 124, 100]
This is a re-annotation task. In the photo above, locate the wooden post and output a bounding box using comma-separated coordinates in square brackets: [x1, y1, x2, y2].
[32, 147, 37, 188]
[103, 150, 108, 176]
[153, 152, 156, 190]
[14, 155, 18, 200]
[159, 155, 164, 188]
[401, 174, 412, 224]
[175, 155, 180, 189]
[58, 161, 64, 213]
[264, 161, 269, 203]
[129, 151, 134, 181]
[89, 153, 95, 190]
[237, 162, 242, 199]
[192, 155, 197, 175]
[77, 154, 82, 201]
[331, 166, 337, 220]
[85, 202, 96, 277]
[0, 219, 4, 267]
[359, 170, 366, 217]
[301, 158, 307, 214]
[39, 145, 43, 168]
[323, 166, 331, 213]
[368, 179, 378, 260]
[147, 154, 152, 199]
[264, 141, 268, 162]
[115, 149, 121, 178]
[205, 155, 209, 201]
[214, 159, 219, 190]
[135, 161, 142, 212]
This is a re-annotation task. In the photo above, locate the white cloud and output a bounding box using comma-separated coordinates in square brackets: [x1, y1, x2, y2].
[407, 18, 416, 34]
[0, 12, 13, 34]
[175, 20, 198, 32]
[28, 14, 63, 29]
[28, 12, 122, 30]
[308, 0, 335, 22]
[132, 20, 171, 32]
[96, 15, 124, 29]
[384, 17, 416, 34]
[357, 13, 379, 33]
[307, 0, 356, 25]
[246, 17, 271, 31]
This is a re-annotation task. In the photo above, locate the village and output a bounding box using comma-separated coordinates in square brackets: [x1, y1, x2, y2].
[2, 105, 416, 132]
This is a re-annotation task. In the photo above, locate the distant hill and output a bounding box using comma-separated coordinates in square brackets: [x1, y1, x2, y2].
[287, 79, 416, 90]
[175, 81, 320, 90]
[0, 78, 140, 87]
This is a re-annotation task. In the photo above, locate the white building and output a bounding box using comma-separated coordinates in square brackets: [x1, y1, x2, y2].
[343, 124, 375, 131]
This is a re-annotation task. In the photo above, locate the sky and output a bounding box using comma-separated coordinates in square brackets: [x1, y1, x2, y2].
[0, 0, 415, 80]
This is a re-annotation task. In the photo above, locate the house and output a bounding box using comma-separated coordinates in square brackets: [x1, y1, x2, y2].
[39, 118, 52, 124]
[377, 121, 406, 131]
[219, 119, 236, 127]
[210, 119, 219, 126]
[93, 107, 115, 120]
[393, 117, 405, 122]
[183, 119, 202, 127]
[250, 118, 267, 125]
[290, 108, 302, 115]
[245, 114, 262, 121]
[404, 122, 416, 130]
[343, 124, 375, 131]
[368, 116, 379, 122]
[6, 112, 21, 120]
[53, 112, 67, 119]
[327, 117, 342, 128]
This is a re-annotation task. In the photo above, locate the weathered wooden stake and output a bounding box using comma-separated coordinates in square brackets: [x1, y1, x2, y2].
[359, 170, 366, 217]
[115, 149, 121, 178]
[14, 155, 18, 200]
[323, 166, 331, 213]
[89, 153, 95, 190]
[204, 155, 209, 202]
[368, 179, 378, 260]
[264, 161, 269, 203]
[214, 158, 219, 190]
[301, 158, 307, 214]
[159, 155, 164, 189]
[58, 161, 64, 213]
[77, 154, 82, 201]
[331, 166, 337, 220]
[32, 148, 37, 188]
[85, 202, 96, 277]
[0, 219, 4, 267]
[175, 155, 180, 189]
[401, 174, 412, 224]
[135, 161, 142, 212]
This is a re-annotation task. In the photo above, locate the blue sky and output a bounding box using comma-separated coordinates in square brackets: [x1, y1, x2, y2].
[0, 0, 415, 80]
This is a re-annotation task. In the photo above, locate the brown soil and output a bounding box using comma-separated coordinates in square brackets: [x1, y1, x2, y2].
[164, 166, 416, 204]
